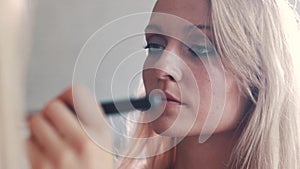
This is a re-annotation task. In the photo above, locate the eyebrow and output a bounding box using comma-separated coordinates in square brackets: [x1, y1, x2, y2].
[187, 24, 212, 31]
[144, 24, 163, 33]
[144, 24, 212, 33]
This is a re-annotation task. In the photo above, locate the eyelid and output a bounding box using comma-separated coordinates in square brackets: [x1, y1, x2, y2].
[145, 34, 167, 46]
[144, 43, 165, 50]
[188, 44, 216, 57]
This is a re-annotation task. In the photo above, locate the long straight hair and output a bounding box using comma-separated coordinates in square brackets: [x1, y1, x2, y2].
[116, 0, 300, 168]
[211, 0, 300, 168]
[0, 1, 29, 169]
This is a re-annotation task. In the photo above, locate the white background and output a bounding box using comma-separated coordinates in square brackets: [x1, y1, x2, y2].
[26, 0, 156, 112]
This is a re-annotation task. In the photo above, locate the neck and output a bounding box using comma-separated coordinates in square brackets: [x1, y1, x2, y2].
[173, 131, 239, 169]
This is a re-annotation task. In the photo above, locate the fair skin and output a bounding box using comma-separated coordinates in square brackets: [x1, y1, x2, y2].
[27, 86, 114, 169]
[143, 0, 247, 168]
[27, 0, 247, 168]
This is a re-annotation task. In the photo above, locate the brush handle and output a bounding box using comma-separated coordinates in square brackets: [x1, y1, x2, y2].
[101, 95, 161, 115]
[28, 95, 162, 116]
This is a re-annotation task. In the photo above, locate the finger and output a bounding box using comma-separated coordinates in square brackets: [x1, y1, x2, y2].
[68, 85, 108, 129]
[69, 85, 114, 153]
[26, 138, 53, 169]
[57, 86, 74, 112]
[42, 99, 88, 149]
[55, 85, 113, 152]
[28, 113, 67, 162]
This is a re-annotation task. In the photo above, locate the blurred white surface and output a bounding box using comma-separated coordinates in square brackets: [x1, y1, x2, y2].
[26, 0, 155, 112]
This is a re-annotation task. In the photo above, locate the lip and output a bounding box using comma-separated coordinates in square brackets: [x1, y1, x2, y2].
[162, 91, 182, 105]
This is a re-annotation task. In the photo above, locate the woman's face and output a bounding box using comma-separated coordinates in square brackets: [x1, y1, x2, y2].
[143, 0, 248, 137]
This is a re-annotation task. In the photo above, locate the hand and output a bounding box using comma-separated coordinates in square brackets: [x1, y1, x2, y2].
[27, 85, 114, 169]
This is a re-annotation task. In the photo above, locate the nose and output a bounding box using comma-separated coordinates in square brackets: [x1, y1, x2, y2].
[152, 43, 183, 82]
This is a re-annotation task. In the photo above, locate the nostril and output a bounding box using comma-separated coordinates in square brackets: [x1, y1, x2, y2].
[159, 74, 176, 81]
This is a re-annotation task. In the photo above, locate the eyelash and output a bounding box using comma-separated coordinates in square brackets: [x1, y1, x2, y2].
[144, 43, 164, 50]
[144, 42, 216, 57]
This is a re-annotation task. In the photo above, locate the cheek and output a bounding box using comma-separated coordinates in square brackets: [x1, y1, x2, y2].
[190, 70, 246, 136]
[195, 68, 211, 109]
[142, 69, 154, 93]
[187, 66, 212, 134]
[215, 80, 246, 132]
[142, 58, 159, 93]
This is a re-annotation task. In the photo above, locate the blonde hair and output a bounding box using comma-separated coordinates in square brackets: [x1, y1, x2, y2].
[211, 0, 300, 168]
[116, 0, 300, 168]
[0, 0, 29, 169]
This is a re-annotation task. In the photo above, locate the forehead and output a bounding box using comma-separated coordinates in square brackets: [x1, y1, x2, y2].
[152, 0, 211, 25]
[146, 0, 212, 40]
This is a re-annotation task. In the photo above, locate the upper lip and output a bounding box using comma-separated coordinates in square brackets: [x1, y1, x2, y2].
[163, 91, 182, 104]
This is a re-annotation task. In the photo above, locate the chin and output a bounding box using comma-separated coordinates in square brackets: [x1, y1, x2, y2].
[150, 116, 197, 137]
